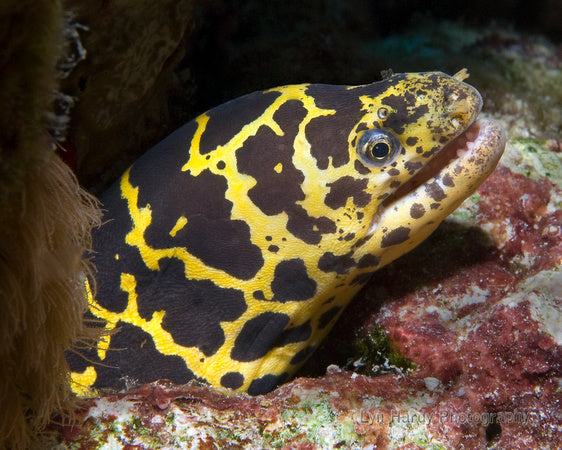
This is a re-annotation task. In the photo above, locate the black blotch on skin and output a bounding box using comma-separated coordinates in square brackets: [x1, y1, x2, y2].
[92, 323, 196, 390]
[216, 160, 226, 170]
[177, 215, 264, 280]
[430, 203, 440, 209]
[199, 90, 281, 154]
[410, 203, 426, 219]
[404, 160, 423, 175]
[387, 168, 400, 176]
[304, 84, 369, 170]
[357, 253, 380, 268]
[89, 228, 144, 314]
[305, 84, 365, 111]
[271, 259, 317, 302]
[318, 251, 356, 274]
[268, 245, 279, 252]
[432, 125, 445, 135]
[426, 181, 446, 201]
[148, 168, 232, 219]
[253, 290, 266, 300]
[237, 101, 306, 216]
[129, 120, 250, 290]
[231, 312, 290, 361]
[352, 235, 370, 249]
[390, 180, 401, 189]
[306, 110, 351, 169]
[381, 226, 411, 248]
[221, 372, 244, 390]
[318, 306, 341, 329]
[138, 165, 264, 280]
[355, 159, 371, 175]
[278, 321, 312, 345]
[93, 179, 151, 313]
[306, 115, 353, 169]
[136, 259, 247, 357]
[286, 204, 336, 245]
[355, 123, 368, 134]
[247, 372, 289, 396]
[406, 136, 418, 146]
[423, 145, 441, 158]
[325, 176, 370, 209]
[382, 93, 429, 134]
[442, 173, 455, 187]
[236, 101, 336, 245]
[290, 345, 316, 365]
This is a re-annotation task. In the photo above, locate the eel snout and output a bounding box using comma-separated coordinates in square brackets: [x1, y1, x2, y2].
[368, 118, 506, 241]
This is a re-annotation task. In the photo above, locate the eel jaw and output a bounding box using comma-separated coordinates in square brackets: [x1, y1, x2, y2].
[367, 118, 507, 268]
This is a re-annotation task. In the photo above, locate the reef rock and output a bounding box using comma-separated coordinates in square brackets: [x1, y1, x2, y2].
[60, 0, 196, 190]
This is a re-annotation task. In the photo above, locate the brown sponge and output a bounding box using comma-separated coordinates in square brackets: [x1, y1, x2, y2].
[0, 1, 101, 447]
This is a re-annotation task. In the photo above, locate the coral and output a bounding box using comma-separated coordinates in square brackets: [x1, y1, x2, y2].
[0, 1, 101, 447]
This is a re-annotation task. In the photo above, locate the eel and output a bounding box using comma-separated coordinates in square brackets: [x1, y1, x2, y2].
[68, 71, 506, 396]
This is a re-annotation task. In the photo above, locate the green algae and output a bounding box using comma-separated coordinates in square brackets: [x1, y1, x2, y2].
[263, 397, 362, 448]
[448, 192, 483, 224]
[388, 410, 448, 450]
[502, 138, 562, 187]
[354, 324, 416, 376]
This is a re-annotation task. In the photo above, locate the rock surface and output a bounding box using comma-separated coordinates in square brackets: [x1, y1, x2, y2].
[60, 0, 196, 191]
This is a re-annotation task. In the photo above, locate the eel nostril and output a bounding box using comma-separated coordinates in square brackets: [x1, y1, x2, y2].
[448, 92, 460, 102]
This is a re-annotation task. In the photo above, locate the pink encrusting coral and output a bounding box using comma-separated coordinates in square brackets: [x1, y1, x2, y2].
[478, 166, 562, 271]
[351, 162, 562, 447]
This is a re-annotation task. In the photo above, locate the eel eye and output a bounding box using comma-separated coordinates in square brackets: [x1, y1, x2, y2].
[356, 128, 402, 167]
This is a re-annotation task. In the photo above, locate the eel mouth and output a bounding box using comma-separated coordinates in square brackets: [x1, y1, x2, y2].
[393, 121, 484, 199]
[370, 118, 506, 234]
